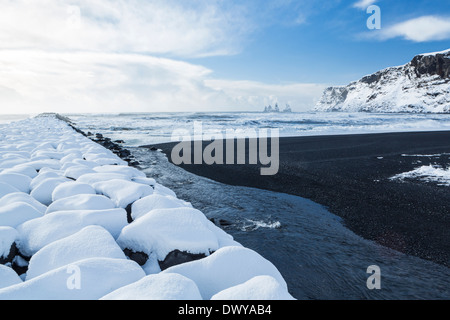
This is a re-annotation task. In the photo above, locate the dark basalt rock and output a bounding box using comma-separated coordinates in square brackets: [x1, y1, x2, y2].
[411, 52, 450, 79]
[123, 249, 149, 266]
[360, 72, 383, 85]
[158, 250, 207, 271]
[219, 219, 232, 227]
[125, 203, 133, 223]
[8, 248, 31, 276]
[0, 242, 18, 265]
[129, 161, 140, 167]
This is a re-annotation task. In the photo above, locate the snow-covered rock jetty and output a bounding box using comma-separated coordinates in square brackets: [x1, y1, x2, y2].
[0, 114, 293, 300]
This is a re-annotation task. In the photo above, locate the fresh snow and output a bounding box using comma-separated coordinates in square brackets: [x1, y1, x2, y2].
[0, 182, 20, 199]
[17, 208, 128, 256]
[29, 171, 61, 190]
[26, 226, 127, 280]
[0, 265, 22, 289]
[46, 194, 116, 214]
[51, 181, 97, 202]
[0, 173, 32, 193]
[92, 179, 153, 208]
[131, 194, 192, 221]
[77, 172, 130, 185]
[0, 192, 47, 214]
[2, 164, 38, 179]
[117, 207, 219, 261]
[63, 165, 95, 180]
[0, 202, 43, 228]
[162, 246, 288, 300]
[0, 115, 290, 300]
[0, 258, 145, 300]
[211, 275, 295, 300]
[391, 165, 450, 186]
[93, 165, 146, 179]
[30, 177, 70, 206]
[0, 226, 18, 259]
[100, 273, 202, 300]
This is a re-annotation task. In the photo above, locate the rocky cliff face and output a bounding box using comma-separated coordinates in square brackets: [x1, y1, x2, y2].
[314, 49, 450, 113]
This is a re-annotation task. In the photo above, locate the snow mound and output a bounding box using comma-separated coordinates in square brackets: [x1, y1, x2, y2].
[131, 194, 192, 220]
[153, 183, 177, 198]
[77, 172, 130, 185]
[162, 246, 288, 300]
[26, 225, 127, 280]
[30, 171, 61, 190]
[0, 258, 145, 300]
[93, 165, 146, 179]
[131, 176, 156, 187]
[27, 159, 61, 171]
[17, 208, 128, 256]
[46, 194, 116, 214]
[2, 164, 38, 178]
[211, 275, 295, 300]
[0, 202, 43, 228]
[100, 273, 202, 300]
[30, 177, 70, 205]
[0, 265, 22, 289]
[117, 207, 219, 262]
[0, 192, 47, 214]
[0, 226, 18, 259]
[0, 158, 28, 169]
[52, 181, 96, 201]
[0, 182, 20, 198]
[93, 179, 153, 208]
[0, 173, 32, 193]
[63, 166, 95, 180]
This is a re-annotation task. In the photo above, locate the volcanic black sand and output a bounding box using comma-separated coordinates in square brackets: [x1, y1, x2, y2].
[145, 131, 450, 267]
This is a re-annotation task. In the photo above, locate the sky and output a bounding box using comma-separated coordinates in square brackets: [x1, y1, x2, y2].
[0, 0, 449, 114]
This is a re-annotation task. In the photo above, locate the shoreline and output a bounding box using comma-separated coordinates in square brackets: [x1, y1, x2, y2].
[147, 130, 450, 267]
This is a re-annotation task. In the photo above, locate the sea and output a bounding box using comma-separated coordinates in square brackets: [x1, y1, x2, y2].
[2, 111, 450, 299]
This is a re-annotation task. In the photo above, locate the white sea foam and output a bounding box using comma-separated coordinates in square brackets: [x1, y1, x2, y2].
[241, 219, 282, 231]
[391, 165, 450, 186]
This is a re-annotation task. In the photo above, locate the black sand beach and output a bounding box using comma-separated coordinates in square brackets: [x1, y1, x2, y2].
[147, 131, 450, 267]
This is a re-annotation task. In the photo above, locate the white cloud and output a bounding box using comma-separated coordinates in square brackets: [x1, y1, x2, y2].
[353, 0, 378, 10]
[0, 0, 251, 57]
[0, 50, 325, 114]
[377, 16, 450, 42]
[0, 0, 326, 114]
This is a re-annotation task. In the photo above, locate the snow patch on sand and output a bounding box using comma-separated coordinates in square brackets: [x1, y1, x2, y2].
[391, 165, 450, 186]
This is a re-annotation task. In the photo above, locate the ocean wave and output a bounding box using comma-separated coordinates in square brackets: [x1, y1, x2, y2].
[241, 219, 281, 231]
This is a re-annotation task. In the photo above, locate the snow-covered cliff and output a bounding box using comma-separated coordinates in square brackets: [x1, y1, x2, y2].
[314, 49, 450, 113]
